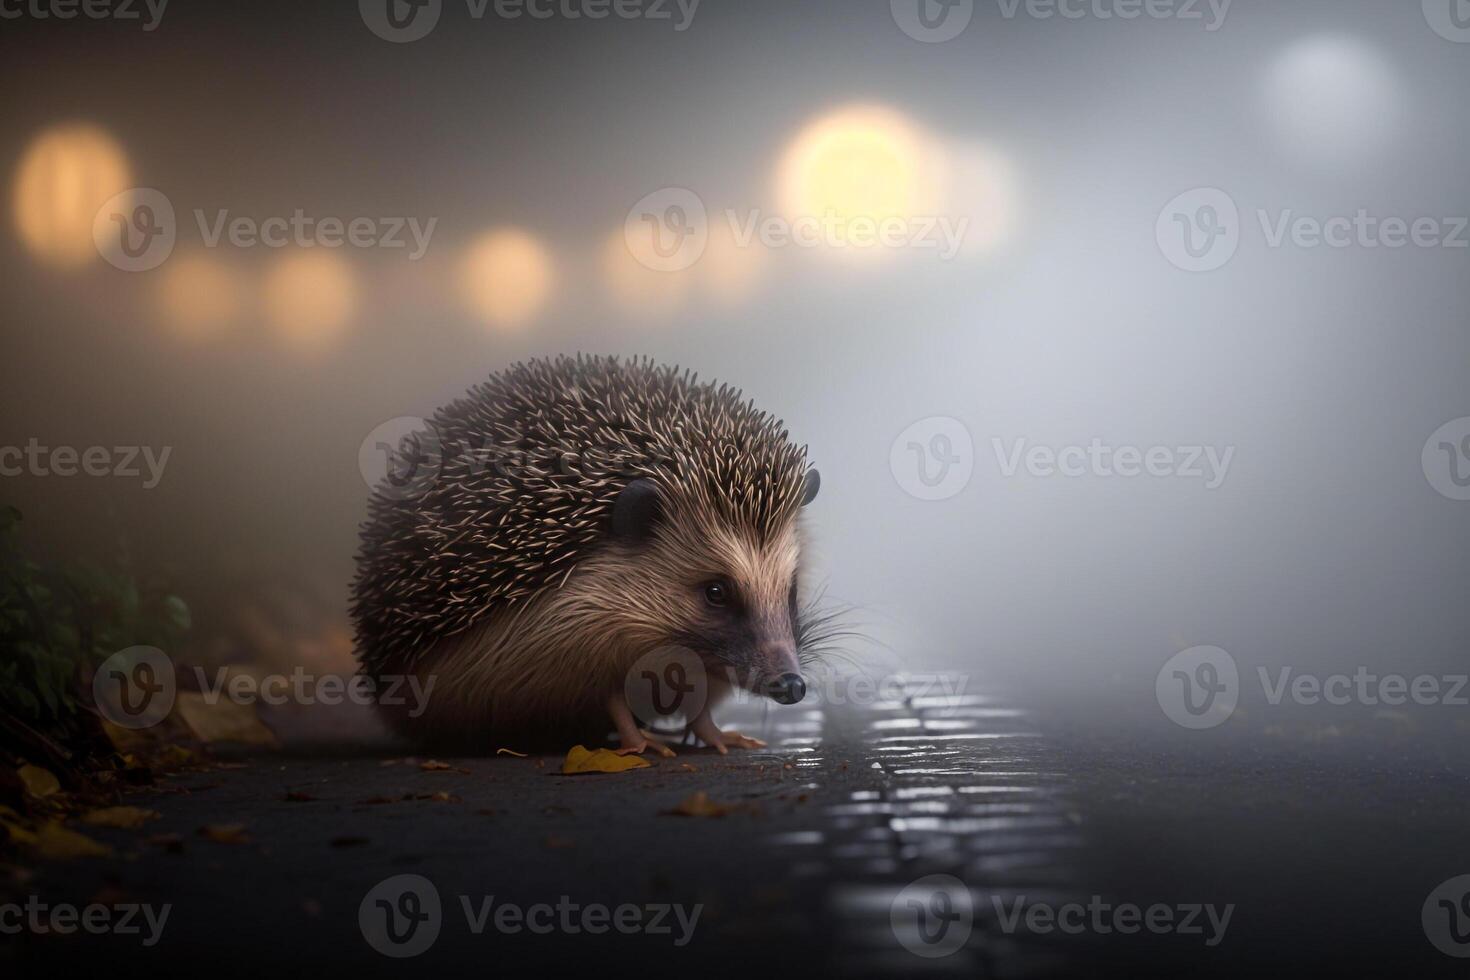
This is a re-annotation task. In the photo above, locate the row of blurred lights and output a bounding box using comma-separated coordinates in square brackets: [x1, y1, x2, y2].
[9, 108, 1018, 351]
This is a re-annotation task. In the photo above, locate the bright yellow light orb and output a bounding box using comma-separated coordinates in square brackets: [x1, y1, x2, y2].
[12, 123, 132, 267]
[263, 250, 357, 352]
[458, 228, 554, 330]
[156, 253, 244, 341]
[775, 105, 933, 253]
[600, 230, 687, 319]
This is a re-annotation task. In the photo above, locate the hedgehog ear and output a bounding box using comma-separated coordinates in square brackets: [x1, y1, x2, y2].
[611, 478, 662, 544]
[800, 468, 821, 507]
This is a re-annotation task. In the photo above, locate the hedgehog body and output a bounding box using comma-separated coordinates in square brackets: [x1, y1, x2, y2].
[350, 355, 819, 749]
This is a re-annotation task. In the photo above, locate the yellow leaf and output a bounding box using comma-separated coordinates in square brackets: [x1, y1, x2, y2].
[663, 790, 734, 818]
[198, 823, 251, 845]
[17, 765, 60, 798]
[175, 692, 279, 747]
[81, 807, 162, 830]
[561, 745, 651, 775]
[34, 822, 111, 860]
[0, 806, 39, 846]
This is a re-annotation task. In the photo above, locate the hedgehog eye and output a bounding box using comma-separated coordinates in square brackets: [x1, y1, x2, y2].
[702, 579, 733, 608]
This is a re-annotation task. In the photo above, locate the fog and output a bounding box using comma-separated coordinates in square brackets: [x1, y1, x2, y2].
[3, 0, 1466, 730]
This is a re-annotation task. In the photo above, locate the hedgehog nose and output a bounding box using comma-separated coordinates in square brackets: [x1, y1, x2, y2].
[770, 673, 806, 705]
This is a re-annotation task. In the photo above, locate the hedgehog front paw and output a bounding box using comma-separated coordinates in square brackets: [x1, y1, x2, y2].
[689, 713, 767, 755]
[607, 692, 677, 758]
[615, 730, 677, 759]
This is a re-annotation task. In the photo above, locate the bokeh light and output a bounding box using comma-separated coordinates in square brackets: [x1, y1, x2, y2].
[12, 123, 132, 267]
[457, 227, 555, 330]
[262, 249, 357, 352]
[156, 252, 245, 341]
[1265, 35, 1405, 168]
[775, 104, 936, 259]
[698, 218, 767, 306]
[601, 229, 688, 319]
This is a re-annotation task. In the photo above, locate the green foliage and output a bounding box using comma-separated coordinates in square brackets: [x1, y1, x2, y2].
[0, 506, 190, 734]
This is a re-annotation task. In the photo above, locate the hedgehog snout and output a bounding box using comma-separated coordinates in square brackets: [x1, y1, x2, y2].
[756, 641, 805, 705]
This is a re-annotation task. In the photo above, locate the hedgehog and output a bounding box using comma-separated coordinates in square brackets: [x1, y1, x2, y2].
[350, 355, 825, 756]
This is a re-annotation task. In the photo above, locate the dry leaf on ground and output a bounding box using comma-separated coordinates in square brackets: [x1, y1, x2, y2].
[34, 822, 112, 859]
[561, 745, 651, 775]
[198, 823, 251, 845]
[17, 765, 60, 798]
[81, 807, 161, 829]
[663, 791, 737, 818]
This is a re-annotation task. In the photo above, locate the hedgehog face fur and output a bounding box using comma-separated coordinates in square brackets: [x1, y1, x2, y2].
[351, 355, 822, 752]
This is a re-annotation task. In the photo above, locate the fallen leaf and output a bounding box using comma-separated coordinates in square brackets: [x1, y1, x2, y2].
[198, 823, 251, 845]
[146, 833, 184, 853]
[175, 691, 279, 747]
[418, 760, 468, 773]
[17, 765, 60, 799]
[662, 790, 735, 818]
[560, 745, 651, 775]
[679, 763, 698, 773]
[81, 807, 161, 830]
[34, 822, 111, 859]
[358, 795, 399, 805]
[495, 748, 528, 758]
[0, 807, 39, 846]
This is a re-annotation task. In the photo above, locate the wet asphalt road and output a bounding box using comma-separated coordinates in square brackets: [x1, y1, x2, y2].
[6, 681, 1469, 978]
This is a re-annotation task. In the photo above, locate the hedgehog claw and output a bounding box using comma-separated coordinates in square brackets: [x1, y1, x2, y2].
[616, 730, 677, 759]
[690, 713, 766, 754]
